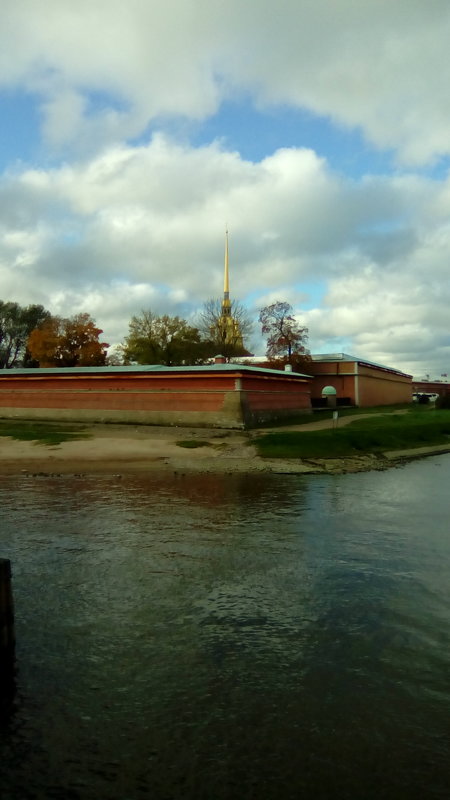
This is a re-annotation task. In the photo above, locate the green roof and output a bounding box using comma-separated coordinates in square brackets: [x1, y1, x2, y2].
[2, 363, 312, 379]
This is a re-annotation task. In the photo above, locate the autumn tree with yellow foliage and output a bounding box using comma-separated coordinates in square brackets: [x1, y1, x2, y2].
[27, 313, 108, 367]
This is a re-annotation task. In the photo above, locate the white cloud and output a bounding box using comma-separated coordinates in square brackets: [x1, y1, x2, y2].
[2, 134, 450, 375]
[304, 251, 450, 376]
[2, 1, 450, 164]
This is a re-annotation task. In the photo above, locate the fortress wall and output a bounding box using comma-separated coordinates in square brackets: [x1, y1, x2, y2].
[0, 368, 312, 429]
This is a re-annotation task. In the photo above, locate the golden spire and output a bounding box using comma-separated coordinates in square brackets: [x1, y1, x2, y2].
[222, 226, 231, 316]
[216, 225, 244, 353]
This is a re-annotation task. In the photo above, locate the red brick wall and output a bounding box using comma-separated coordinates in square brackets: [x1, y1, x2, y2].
[412, 380, 450, 396]
[0, 369, 312, 428]
[357, 366, 412, 406]
[309, 361, 412, 406]
[309, 362, 357, 404]
[240, 374, 311, 424]
[0, 379, 226, 413]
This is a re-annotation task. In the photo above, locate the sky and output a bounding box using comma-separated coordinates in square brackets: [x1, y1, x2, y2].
[1, 0, 450, 379]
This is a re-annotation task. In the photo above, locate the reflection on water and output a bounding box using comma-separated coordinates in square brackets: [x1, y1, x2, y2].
[1, 458, 450, 799]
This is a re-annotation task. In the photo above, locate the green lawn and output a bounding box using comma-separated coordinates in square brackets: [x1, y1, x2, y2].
[255, 403, 415, 428]
[254, 409, 450, 459]
[0, 420, 90, 447]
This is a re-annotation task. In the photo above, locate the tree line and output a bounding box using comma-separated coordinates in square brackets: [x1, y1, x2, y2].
[0, 298, 310, 371]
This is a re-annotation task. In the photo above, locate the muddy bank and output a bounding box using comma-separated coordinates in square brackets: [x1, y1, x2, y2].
[1, 422, 449, 477]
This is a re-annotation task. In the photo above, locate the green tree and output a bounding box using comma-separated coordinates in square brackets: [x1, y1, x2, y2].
[120, 311, 213, 366]
[27, 313, 108, 367]
[259, 301, 310, 367]
[0, 301, 51, 368]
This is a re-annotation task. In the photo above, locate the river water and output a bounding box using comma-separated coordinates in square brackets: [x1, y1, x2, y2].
[0, 456, 449, 799]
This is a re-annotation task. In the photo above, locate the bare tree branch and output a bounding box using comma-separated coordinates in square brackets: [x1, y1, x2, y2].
[259, 301, 309, 364]
[197, 298, 254, 357]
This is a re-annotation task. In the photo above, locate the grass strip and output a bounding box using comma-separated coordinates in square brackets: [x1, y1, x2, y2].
[254, 410, 450, 459]
[255, 403, 414, 428]
[0, 420, 90, 447]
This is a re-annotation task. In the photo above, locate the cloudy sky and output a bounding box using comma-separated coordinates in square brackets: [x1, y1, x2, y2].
[1, 0, 450, 377]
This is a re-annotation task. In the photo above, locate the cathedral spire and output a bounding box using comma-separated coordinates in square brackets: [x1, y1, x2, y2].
[222, 226, 231, 316]
[216, 226, 244, 353]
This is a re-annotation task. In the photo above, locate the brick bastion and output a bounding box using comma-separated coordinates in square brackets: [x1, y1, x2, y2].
[0, 363, 312, 429]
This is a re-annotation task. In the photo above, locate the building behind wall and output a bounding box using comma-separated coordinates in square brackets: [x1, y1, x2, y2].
[411, 379, 450, 400]
[309, 353, 412, 407]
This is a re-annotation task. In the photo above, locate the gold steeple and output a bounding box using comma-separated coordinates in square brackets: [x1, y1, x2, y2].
[217, 227, 244, 352]
[222, 226, 231, 316]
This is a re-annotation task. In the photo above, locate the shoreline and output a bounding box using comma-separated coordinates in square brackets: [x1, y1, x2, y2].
[1, 422, 450, 477]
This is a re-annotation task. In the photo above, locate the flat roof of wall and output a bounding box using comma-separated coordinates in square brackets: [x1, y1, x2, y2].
[311, 352, 412, 378]
[412, 379, 450, 387]
[1, 363, 312, 379]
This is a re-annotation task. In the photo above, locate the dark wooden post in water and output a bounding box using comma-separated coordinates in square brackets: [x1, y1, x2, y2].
[0, 558, 15, 709]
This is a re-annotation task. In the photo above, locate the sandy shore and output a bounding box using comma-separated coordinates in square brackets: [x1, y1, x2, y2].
[1, 420, 450, 477]
[0, 424, 279, 476]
